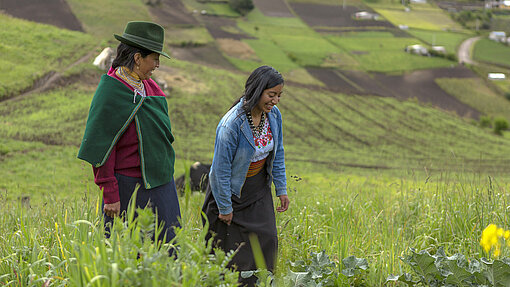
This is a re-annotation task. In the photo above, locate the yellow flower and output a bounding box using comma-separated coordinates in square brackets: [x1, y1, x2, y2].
[504, 230, 510, 240]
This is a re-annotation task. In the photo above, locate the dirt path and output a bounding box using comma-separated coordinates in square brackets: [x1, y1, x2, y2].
[3, 49, 97, 103]
[458, 36, 481, 65]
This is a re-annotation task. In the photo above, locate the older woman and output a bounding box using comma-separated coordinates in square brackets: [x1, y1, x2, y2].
[78, 21, 180, 242]
[202, 65, 290, 286]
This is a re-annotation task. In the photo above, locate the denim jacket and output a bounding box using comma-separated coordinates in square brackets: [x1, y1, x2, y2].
[209, 100, 287, 214]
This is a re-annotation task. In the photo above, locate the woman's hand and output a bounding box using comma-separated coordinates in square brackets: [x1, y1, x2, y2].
[104, 201, 121, 218]
[218, 212, 233, 225]
[276, 195, 289, 212]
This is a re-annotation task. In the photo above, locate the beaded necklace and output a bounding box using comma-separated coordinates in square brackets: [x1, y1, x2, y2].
[116, 66, 145, 102]
[246, 111, 266, 137]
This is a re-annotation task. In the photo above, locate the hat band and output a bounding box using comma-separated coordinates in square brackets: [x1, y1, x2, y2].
[122, 33, 163, 52]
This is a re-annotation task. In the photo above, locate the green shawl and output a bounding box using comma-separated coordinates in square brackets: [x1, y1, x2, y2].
[78, 74, 175, 189]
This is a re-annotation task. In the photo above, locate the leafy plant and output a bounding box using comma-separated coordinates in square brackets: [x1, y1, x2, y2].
[284, 251, 338, 286]
[493, 117, 509, 135]
[228, 0, 253, 15]
[387, 247, 510, 286]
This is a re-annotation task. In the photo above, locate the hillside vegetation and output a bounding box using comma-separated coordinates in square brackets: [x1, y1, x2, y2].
[4, 0, 510, 285]
[0, 13, 96, 100]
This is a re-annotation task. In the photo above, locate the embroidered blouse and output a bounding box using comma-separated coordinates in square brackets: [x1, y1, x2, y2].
[251, 115, 274, 162]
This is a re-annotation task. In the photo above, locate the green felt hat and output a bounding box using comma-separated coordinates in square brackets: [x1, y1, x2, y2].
[114, 21, 170, 59]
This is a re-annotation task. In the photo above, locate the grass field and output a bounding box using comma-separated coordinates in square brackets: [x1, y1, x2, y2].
[65, 0, 152, 40]
[0, 14, 96, 100]
[436, 78, 510, 122]
[473, 38, 510, 68]
[369, 3, 464, 31]
[407, 28, 471, 54]
[326, 31, 454, 72]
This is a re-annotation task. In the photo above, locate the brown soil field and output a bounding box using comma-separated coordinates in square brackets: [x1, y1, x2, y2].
[170, 44, 237, 70]
[149, 0, 198, 26]
[216, 39, 259, 61]
[307, 66, 481, 118]
[252, 0, 294, 18]
[1, 0, 83, 31]
[199, 15, 254, 40]
[290, 3, 394, 29]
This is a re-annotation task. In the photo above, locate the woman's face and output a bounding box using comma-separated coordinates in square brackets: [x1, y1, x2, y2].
[254, 84, 283, 114]
[134, 52, 160, 80]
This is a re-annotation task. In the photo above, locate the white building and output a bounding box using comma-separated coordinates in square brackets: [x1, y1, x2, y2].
[405, 44, 428, 56]
[489, 31, 507, 42]
[488, 73, 506, 80]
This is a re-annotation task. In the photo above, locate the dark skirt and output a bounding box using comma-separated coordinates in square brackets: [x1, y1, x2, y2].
[202, 168, 277, 285]
[103, 173, 181, 243]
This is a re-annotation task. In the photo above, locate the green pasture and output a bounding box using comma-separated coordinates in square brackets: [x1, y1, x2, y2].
[491, 14, 510, 34]
[370, 4, 463, 31]
[473, 38, 510, 68]
[0, 14, 96, 100]
[66, 0, 152, 40]
[205, 2, 241, 17]
[407, 29, 471, 54]
[436, 78, 510, 122]
[165, 26, 214, 47]
[287, 0, 364, 6]
[326, 31, 454, 72]
[237, 9, 341, 67]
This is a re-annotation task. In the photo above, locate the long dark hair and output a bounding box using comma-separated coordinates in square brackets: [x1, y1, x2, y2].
[111, 43, 153, 70]
[232, 66, 284, 112]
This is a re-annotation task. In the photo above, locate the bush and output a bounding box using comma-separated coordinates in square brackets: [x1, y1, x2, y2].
[493, 117, 509, 135]
[228, 0, 254, 15]
[479, 115, 492, 128]
[504, 92, 510, 101]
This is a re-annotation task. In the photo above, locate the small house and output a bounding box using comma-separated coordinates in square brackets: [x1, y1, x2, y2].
[488, 73, 506, 80]
[354, 11, 377, 20]
[431, 46, 446, 54]
[489, 31, 506, 42]
[398, 24, 409, 30]
[405, 44, 429, 56]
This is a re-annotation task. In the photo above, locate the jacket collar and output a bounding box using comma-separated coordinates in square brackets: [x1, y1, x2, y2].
[237, 99, 279, 150]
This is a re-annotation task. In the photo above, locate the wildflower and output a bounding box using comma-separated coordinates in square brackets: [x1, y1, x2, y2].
[480, 224, 510, 258]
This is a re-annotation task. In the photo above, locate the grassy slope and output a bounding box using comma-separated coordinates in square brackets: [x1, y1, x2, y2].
[473, 38, 510, 68]
[65, 0, 153, 40]
[368, 2, 464, 31]
[0, 13, 96, 99]
[436, 78, 510, 121]
[326, 31, 454, 72]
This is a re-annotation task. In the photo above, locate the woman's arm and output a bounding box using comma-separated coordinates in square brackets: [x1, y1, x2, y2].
[209, 125, 238, 215]
[93, 145, 121, 217]
[272, 111, 287, 197]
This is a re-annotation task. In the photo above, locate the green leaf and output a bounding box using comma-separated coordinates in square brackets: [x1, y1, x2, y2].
[491, 259, 510, 287]
[386, 273, 420, 285]
[341, 255, 368, 277]
[402, 248, 442, 285]
[284, 270, 316, 287]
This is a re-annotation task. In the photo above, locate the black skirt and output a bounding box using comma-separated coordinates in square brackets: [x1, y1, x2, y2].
[202, 167, 277, 284]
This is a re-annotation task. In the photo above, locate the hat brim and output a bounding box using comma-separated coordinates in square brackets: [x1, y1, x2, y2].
[114, 34, 171, 59]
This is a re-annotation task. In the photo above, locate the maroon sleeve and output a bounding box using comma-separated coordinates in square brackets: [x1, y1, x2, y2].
[92, 145, 120, 204]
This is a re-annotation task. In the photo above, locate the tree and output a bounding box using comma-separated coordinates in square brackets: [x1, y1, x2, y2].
[229, 0, 254, 15]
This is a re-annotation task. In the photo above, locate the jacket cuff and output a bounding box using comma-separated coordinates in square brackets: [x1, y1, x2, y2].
[275, 186, 287, 197]
[101, 182, 120, 204]
[218, 205, 233, 215]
